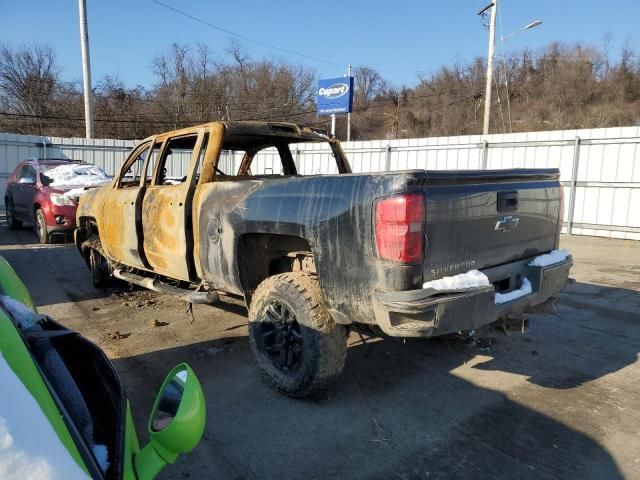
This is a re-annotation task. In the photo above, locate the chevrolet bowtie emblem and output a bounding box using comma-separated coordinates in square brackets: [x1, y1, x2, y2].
[495, 215, 519, 232]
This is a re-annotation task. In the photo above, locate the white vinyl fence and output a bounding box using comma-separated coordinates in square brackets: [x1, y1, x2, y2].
[1, 126, 639, 240]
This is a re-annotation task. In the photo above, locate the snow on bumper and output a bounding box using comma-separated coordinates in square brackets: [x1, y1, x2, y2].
[528, 249, 570, 267]
[422, 269, 490, 291]
[374, 252, 573, 338]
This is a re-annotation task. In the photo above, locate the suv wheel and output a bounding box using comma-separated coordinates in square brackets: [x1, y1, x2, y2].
[35, 209, 50, 244]
[5, 200, 21, 230]
[248, 272, 347, 398]
[89, 249, 112, 288]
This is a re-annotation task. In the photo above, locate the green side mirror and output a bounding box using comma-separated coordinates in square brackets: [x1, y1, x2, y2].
[134, 364, 206, 480]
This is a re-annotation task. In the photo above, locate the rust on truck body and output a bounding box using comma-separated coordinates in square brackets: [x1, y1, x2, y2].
[192, 123, 226, 280]
[141, 183, 189, 276]
[139, 127, 207, 281]
[99, 139, 153, 269]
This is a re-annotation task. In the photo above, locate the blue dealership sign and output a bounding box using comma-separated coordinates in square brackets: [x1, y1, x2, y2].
[316, 76, 354, 115]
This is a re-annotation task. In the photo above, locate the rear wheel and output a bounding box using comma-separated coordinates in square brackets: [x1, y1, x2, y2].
[35, 209, 50, 244]
[248, 272, 347, 398]
[89, 248, 112, 288]
[5, 200, 21, 230]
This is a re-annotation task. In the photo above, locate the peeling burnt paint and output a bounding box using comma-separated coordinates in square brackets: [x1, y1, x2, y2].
[101, 188, 146, 269]
[141, 184, 190, 279]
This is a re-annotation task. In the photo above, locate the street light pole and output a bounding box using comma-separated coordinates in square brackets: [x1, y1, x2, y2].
[482, 0, 497, 136]
[480, 0, 541, 136]
[78, 0, 94, 139]
[500, 20, 542, 44]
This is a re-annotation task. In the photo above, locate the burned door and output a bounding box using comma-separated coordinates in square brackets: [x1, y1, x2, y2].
[100, 141, 152, 269]
[140, 131, 207, 281]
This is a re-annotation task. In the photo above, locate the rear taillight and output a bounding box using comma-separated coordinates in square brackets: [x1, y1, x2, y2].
[375, 193, 424, 263]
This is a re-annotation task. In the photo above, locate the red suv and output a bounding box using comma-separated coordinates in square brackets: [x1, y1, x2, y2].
[4, 159, 110, 243]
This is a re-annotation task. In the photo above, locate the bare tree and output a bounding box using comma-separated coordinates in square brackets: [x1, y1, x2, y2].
[354, 67, 387, 104]
[0, 44, 58, 134]
[1, 40, 639, 140]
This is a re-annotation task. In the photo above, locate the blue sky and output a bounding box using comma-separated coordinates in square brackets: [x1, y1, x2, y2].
[2, 0, 639, 89]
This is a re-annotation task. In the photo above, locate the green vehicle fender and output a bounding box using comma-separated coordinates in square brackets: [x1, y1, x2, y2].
[0, 256, 207, 480]
[0, 257, 89, 475]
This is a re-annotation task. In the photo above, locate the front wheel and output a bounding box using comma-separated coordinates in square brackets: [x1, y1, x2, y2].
[89, 248, 112, 288]
[248, 272, 348, 398]
[35, 209, 50, 244]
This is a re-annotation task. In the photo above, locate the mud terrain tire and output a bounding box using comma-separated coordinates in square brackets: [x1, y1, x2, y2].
[248, 272, 347, 398]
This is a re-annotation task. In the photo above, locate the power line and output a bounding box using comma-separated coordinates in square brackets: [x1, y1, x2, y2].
[151, 0, 345, 69]
[0, 106, 318, 125]
[0, 111, 175, 125]
[149, 1, 468, 78]
[235, 109, 316, 122]
[0, 88, 477, 125]
[92, 86, 463, 109]
[0, 82, 481, 135]
[96, 90, 315, 103]
[0, 87, 470, 125]
[150, 0, 637, 80]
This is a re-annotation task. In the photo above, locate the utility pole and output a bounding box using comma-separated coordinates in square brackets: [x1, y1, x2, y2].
[482, 0, 497, 136]
[395, 94, 401, 139]
[78, 0, 94, 138]
[346, 64, 352, 142]
[330, 114, 336, 137]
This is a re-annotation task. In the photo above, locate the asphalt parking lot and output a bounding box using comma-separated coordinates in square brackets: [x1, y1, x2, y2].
[1, 224, 639, 480]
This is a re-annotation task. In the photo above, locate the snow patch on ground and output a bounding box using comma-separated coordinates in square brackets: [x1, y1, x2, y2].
[423, 270, 490, 291]
[495, 278, 533, 304]
[44, 164, 110, 189]
[0, 352, 90, 479]
[528, 249, 570, 267]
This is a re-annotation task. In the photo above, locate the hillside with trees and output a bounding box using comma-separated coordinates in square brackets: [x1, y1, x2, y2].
[0, 41, 638, 140]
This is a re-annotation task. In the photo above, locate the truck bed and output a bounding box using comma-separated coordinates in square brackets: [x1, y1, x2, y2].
[193, 167, 563, 328]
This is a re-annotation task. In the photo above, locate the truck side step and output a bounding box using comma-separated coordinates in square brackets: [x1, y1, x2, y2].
[112, 269, 219, 305]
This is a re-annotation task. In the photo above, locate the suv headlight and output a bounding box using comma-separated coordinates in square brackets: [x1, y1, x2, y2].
[50, 193, 75, 206]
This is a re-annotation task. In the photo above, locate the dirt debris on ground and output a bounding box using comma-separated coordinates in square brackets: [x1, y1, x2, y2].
[109, 330, 130, 340]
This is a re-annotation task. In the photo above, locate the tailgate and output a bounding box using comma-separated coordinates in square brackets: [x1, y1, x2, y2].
[420, 169, 562, 282]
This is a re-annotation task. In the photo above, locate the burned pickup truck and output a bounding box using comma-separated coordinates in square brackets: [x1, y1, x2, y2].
[75, 121, 572, 397]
